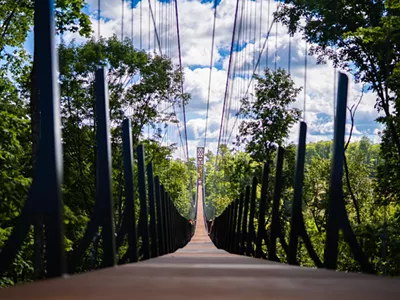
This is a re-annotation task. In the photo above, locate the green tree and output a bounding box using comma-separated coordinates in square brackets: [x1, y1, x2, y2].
[236, 68, 301, 162]
[1, 0, 92, 281]
[276, 0, 400, 162]
[57, 36, 192, 267]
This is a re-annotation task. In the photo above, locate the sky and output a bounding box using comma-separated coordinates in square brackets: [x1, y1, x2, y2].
[26, 0, 384, 159]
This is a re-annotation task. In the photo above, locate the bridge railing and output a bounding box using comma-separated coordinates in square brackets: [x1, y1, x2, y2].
[210, 72, 373, 274]
[0, 0, 194, 283]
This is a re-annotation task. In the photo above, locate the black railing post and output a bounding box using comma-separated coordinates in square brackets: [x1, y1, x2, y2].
[95, 68, 116, 268]
[223, 205, 230, 249]
[169, 201, 173, 251]
[165, 192, 171, 253]
[246, 177, 257, 256]
[147, 163, 159, 258]
[256, 162, 270, 258]
[137, 145, 150, 260]
[269, 147, 284, 261]
[226, 203, 235, 251]
[122, 119, 138, 262]
[230, 198, 239, 253]
[36, 0, 65, 277]
[236, 193, 244, 253]
[240, 186, 251, 255]
[171, 202, 176, 250]
[155, 176, 165, 255]
[288, 121, 307, 265]
[169, 197, 175, 253]
[161, 185, 169, 254]
[164, 192, 169, 252]
[324, 72, 347, 270]
[0, 0, 69, 277]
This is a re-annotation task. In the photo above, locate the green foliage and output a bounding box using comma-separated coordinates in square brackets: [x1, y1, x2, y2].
[0, 0, 91, 52]
[209, 137, 400, 275]
[57, 36, 193, 267]
[205, 145, 262, 218]
[145, 140, 196, 218]
[0, 0, 95, 286]
[276, 0, 400, 221]
[237, 68, 301, 162]
[0, 23, 193, 283]
[0, 55, 32, 285]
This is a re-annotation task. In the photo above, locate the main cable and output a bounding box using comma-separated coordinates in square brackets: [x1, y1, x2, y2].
[213, 0, 241, 196]
[148, 0, 162, 54]
[224, 0, 245, 146]
[203, 0, 218, 150]
[174, 0, 189, 163]
[121, 0, 125, 41]
[266, 0, 271, 68]
[303, 41, 307, 121]
[226, 4, 281, 145]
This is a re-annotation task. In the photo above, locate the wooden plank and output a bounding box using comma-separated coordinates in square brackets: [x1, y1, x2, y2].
[1, 184, 399, 299]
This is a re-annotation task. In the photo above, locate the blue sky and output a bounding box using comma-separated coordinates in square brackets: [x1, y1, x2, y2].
[20, 0, 383, 158]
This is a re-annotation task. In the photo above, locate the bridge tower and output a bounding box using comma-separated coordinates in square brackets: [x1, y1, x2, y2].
[196, 147, 204, 185]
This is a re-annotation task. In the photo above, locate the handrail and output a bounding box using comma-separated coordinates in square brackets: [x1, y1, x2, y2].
[0, 0, 194, 284]
[210, 72, 373, 274]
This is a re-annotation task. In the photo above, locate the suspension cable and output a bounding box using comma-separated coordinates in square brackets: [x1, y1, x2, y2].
[213, 0, 241, 204]
[225, 6, 280, 144]
[242, 4, 280, 98]
[303, 41, 307, 122]
[259, 0, 262, 74]
[266, 0, 271, 68]
[274, 20, 278, 71]
[140, 0, 143, 49]
[97, 0, 102, 62]
[224, 0, 245, 146]
[174, 0, 189, 163]
[131, 0, 134, 45]
[288, 34, 291, 74]
[148, 0, 162, 54]
[121, 0, 124, 41]
[203, 0, 218, 150]
[224, 0, 249, 145]
[98, 0, 101, 41]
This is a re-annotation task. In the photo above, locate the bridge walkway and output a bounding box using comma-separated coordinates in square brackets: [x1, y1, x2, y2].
[0, 184, 398, 299]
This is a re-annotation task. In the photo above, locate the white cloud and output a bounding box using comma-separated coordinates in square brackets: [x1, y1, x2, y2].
[59, 0, 381, 158]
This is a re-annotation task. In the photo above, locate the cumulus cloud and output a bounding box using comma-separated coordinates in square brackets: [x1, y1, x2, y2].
[60, 0, 381, 158]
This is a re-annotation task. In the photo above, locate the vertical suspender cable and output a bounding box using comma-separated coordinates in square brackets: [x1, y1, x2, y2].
[266, 0, 270, 68]
[259, 0, 262, 73]
[148, 0, 162, 54]
[213, 0, 240, 202]
[148, 0, 151, 51]
[140, 0, 143, 49]
[275, 20, 277, 71]
[98, 0, 101, 41]
[303, 41, 307, 122]
[204, 0, 218, 150]
[97, 0, 102, 64]
[121, 0, 124, 41]
[174, 0, 189, 163]
[288, 34, 291, 74]
[131, 0, 134, 45]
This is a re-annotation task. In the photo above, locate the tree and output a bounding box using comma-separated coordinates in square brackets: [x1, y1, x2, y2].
[57, 36, 192, 267]
[276, 0, 400, 157]
[236, 68, 301, 162]
[1, 0, 92, 280]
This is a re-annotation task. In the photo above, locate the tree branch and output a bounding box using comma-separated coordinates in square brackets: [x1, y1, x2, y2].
[344, 87, 364, 225]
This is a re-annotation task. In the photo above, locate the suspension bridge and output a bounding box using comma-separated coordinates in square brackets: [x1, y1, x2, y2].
[1, 183, 398, 299]
[0, 0, 399, 298]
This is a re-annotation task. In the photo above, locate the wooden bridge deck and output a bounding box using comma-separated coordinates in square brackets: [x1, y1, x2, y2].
[1, 185, 399, 299]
